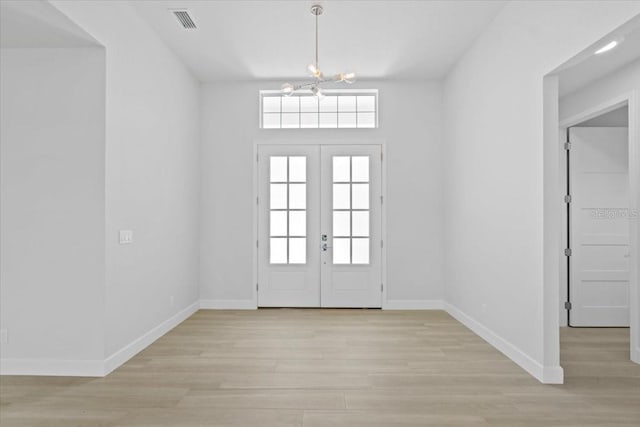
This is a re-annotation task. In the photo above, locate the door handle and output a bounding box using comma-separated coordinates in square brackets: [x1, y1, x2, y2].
[322, 243, 333, 251]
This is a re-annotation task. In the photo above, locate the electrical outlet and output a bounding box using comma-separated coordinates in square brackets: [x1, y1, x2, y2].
[170, 296, 175, 307]
[0, 329, 7, 345]
[481, 304, 487, 314]
[119, 230, 133, 245]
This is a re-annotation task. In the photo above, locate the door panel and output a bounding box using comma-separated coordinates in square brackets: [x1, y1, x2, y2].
[321, 145, 382, 308]
[570, 127, 630, 326]
[258, 145, 320, 307]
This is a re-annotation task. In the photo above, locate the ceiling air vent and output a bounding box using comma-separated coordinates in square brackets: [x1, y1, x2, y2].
[171, 10, 196, 29]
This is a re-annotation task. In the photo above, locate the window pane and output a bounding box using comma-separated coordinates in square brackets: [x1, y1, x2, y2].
[333, 238, 350, 264]
[281, 96, 299, 113]
[333, 184, 350, 209]
[289, 156, 306, 182]
[270, 211, 287, 236]
[289, 184, 306, 209]
[260, 92, 377, 129]
[263, 97, 281, 113]
[357, 96, 375, 112]
[319, 112, 337, 128]
[351, 156, 369, 182]
[352, 238, 369, 264]
[270, 156, 287, 182]
[301, 113, 319, 128]
[289, 238, 306, 264]
[270, 238, 287, 264]
[333, 156, 350, 182]
[270, 184, 287, 209]
[357, 112, 376, 128]
[281, 113, 299, 129]
[352, 184, 369, 209]
[289, 211, 306, 236]
[339, 96, 357, 112]
[320, 96, 338, 112]
[300, 96, 318, 113]
[338, 112, 357, 128]
[333, 211, 350, 237]
[263, 113, 280, 129]
[352, 211, 369, 237]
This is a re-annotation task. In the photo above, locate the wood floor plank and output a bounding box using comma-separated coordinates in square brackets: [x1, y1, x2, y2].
[1, 309, 639, 426]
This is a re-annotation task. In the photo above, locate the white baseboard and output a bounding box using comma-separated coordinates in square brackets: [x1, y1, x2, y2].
[1, 302, 200, 377]
[444, 303, 563, 384]
[200, 299, 257, 309]
[0, 357, 104, 377]
[384, 299, 444, 310]
[632, 346, 640, 364]
[103, 301, 199, 375]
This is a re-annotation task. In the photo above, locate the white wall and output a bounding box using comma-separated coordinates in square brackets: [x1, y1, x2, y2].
[0, 48, 106, 365]
[443, 0, 640, 383]
[50, 1, 201, 359]
[200, 80, 444, 306]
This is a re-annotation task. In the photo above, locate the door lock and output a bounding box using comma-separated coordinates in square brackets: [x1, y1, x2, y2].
[322, 243, 332, 251]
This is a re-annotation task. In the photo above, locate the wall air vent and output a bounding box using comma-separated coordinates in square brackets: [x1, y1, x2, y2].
[171, 10, 197, 29]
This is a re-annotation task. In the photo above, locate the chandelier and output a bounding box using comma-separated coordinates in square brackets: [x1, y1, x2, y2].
[281, 4, 355, 97]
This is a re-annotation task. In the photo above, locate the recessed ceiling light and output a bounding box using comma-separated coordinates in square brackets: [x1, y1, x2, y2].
[595, 40, 619, 55]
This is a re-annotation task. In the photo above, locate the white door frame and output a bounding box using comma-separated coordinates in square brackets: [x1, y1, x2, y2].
[252, 139, 388, 309]
[556, 91, 639, 363]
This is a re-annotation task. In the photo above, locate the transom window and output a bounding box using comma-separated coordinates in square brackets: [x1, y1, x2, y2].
[269, 156, 307, 264]
[260, 90, 378, 129]
[332, 156, 370, 264]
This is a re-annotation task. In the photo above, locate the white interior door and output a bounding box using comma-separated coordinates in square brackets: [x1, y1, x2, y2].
[258, 145, 320, 307]
[321, 145, 382, 308]
[570, 127, 630, 326]
[258, 144, 383, 308]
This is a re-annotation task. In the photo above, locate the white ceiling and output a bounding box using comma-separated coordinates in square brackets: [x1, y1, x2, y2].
[0, 0, 98, 48]
[131, 0, 507, 82]
[558, 15, 640, 97]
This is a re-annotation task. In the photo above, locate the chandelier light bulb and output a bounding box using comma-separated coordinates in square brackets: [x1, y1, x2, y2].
[311, 86, 324, 99]
[281, 83, 295, 95]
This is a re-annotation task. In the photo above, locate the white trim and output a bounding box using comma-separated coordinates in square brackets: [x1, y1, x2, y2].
[104, 301, 200, 375]
[381, 143, 388, 309]
[384, 300, 444, 310]
[0, 302, 200, 377]
[559, 94, 629, 128]
[445, 303, 564, 384]
[199, 299, 257, 310]
[0, 358, 104, 377]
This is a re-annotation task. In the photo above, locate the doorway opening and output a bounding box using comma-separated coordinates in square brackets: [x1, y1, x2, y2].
[563, 105, 630, 328]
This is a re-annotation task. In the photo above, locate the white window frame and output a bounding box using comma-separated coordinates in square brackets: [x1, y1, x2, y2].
[259, 89, 379, 129]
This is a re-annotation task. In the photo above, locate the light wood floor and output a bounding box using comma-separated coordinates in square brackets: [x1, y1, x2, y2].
[1, 309, 639, 426]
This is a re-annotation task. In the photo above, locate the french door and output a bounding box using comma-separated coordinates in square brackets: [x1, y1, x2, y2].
[257, 144, 382, 307]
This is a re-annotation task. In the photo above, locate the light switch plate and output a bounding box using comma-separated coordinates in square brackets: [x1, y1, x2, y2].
[119, 230, 133, 244]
